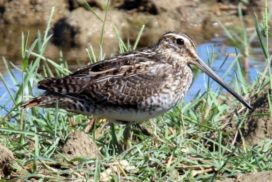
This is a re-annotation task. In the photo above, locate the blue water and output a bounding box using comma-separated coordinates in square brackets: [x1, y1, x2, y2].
[187, 41, 262, 101]
[0, 41, 264, 116]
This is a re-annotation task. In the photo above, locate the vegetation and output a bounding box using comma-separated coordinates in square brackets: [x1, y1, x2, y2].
[0, 1, 271, 181]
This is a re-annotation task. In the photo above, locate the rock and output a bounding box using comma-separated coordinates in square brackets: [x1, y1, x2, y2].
[68, 0, 105, 10]
[153, 0, 199, 13]
[51, 8, 128, 61]
[0, 144, 14, 179]
[112, 0, 210, 46]
[62, 131, 101, 158]
[123, 4, 208, 48]
[3, 0, 68, 25]
[114, 0, 158, 15]
[128, 13, 182, 46]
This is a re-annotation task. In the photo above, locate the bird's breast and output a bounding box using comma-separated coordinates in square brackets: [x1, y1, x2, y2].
[140, 65, 193, 113]
[154, 78, 190, 106]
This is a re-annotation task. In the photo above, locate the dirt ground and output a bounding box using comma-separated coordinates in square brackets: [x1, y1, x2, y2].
[219, 170, 272, 182]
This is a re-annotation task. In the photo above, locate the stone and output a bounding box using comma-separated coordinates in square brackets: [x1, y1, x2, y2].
[3, 0, 68, 25]
[51, 8, 128, 61]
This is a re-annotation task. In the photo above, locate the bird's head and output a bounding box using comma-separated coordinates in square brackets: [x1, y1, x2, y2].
[156, 32, 197, 63]
[156, 32, 253, 110]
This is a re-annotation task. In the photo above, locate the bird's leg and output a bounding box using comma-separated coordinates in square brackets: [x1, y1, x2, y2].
[124, 123, 152, 149]
[123, 124, 132, 149]
[84, 117, 96, 133]
[110, 123, 121, 152]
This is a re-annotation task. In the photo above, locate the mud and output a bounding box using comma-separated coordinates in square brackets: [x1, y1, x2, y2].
[220, 170, 272, 182]
[216, 83, 272, 146]
[0, 144, 14, 179]
[62, 131, 101, 158]
[242, 84, 272, 145]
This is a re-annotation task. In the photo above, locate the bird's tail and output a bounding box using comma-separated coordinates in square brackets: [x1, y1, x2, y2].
[21, 93, 93, 115]
[21, 95, 57, 109]
[21, 97, 41, 108]
[38, 77, 89, 94]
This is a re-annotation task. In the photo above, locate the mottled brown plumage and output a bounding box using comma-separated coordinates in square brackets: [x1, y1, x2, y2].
[22, 32, 253, 123]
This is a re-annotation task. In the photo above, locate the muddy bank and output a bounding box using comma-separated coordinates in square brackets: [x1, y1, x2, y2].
[0, 0, 268, 67]
[211, 83, 272, 146]
[242, 83, 272, 145]
[0, 144, 14, 179]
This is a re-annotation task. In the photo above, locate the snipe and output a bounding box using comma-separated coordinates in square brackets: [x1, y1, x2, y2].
[22, 32, 253, 123]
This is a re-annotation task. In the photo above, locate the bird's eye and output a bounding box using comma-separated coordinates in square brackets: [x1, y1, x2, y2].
[176, 38, 184, 45]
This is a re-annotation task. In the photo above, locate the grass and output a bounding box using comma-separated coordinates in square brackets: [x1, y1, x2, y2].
[0, 1, 272, 181]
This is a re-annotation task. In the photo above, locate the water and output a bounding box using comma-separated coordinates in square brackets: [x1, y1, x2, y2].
[187, 41, 263, 101]
[0, 41, 265, 116]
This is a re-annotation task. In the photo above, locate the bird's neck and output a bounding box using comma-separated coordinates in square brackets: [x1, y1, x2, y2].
[155, 48, 187, 65]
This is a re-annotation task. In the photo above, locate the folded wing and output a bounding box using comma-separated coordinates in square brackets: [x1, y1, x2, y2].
[37, 55, 175, 109]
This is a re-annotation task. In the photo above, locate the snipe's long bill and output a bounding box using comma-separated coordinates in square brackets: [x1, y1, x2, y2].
[190, 51, 253, 110]
[22, 32, 253, 124]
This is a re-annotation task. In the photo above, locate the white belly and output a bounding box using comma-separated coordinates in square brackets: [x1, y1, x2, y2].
[97, 108, 165, 122]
